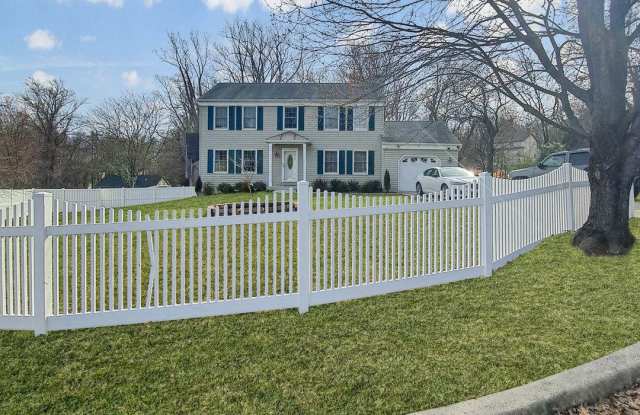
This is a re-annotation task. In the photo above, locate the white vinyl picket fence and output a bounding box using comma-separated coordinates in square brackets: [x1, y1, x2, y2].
[0, 187, 196, 209]
[0, 164, 626, 334]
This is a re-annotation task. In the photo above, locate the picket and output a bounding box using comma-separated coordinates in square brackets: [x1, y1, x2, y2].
[0, 163, 604, 334]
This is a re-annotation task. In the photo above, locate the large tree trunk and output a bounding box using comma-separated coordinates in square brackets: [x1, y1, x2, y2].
[572, 134, 635, 256]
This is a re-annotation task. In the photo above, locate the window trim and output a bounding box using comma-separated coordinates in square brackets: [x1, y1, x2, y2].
[352, 150, 368, 175]
[323, 150, 339, 175]
[354, 107, 369, 132]
[213, 149, 228, 173]
[283, 106, 298, 130]
[243, 106, 257, 130]
[323, 106, 340, 131]
[214, 106, 228, 130]
[242, 150, 257, 174]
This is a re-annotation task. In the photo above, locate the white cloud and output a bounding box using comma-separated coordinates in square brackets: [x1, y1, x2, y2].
[87, 0, 124, 7]
[24, 30, 60, 51]
[202, 0, 252, 13]
[31, 70, 56, 85]
[261, 0, 312, 10]
[122, 70, 141, 87]
[144, 0, 160, 7]
[80, 35, 97, 43]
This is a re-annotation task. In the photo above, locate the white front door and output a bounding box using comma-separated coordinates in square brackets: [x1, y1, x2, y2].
[282, 149, 298, 183]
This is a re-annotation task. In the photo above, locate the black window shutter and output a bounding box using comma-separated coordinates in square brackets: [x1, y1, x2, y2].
[207, 107, 213, 130]
[207, 149, 213, 173]
[346, 150, 353, 175]
[347, 107, 353, 131]
[257, 107, 264, 131]
[298, 106, 305, 131]
[368, 151, 375, 175]
[257, 150, 264, 174]
[317, 151, 324, 175]
[317, 106, 324, 131]
[338, 150, 346, 175]
[235, 106, 242, 130]
[277, 106, 284, 131]
[228, 107, 236, 131]
[339, 107, 346, 131]
[368, 106, 376, 131]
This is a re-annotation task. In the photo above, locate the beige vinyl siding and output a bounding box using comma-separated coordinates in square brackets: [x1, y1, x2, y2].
[382, 148, 459, 192]
[199, 104, 386, 189]
[305, 106, 384, 186]
[198, 106, 275, 189]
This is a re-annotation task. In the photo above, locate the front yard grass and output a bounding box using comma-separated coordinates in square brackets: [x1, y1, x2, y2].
[0, 193, 639, 414]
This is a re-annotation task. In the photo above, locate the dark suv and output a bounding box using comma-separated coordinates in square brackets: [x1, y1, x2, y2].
[509, 148, 590, 180]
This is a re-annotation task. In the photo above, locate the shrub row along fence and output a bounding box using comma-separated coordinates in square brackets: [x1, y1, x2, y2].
[0, 164, 627, 334]
[0, 187, 196, 209]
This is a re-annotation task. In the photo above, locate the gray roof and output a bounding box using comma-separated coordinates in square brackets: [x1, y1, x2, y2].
[382, 121, 459, 145]
[200, 83, 384, 102]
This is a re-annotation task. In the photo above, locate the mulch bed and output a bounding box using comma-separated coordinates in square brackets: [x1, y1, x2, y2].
[558, 384, 640, 414]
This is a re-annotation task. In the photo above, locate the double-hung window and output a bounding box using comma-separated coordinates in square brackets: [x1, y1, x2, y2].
[324, 150, 338, 174]
[243, 106, 257, 129]
[284, 107, 297, 129]
[215, 107, 228, 129]
[353, 151, 367, 174]
[243, 150, 256, 173]
[354, 107, 368, 131]
[214, 150, 228, 172]
[324, 106, 339, 130]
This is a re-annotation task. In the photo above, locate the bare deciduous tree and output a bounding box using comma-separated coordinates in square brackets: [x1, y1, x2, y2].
[281, 0, 640, 256]
[214, 19, 315, 84]
[91, 93, 164, 186]
[20, 78, 84, 187]
[0, 96, 37, 188]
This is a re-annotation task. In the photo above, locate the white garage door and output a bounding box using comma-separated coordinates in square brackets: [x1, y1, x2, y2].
[398, 156, 439, 193]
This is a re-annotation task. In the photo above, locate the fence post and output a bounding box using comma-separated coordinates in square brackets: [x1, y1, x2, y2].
[630, 182, 636, 219]
[480, 172, 493, 277]
[33, 192, 53, 335]
[297, 181, 311, 314]
[121, 188, 126, 207]
[564, 163, 575, 231]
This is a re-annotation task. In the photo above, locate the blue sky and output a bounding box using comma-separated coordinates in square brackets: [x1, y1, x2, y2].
[1, 0, 271, 108]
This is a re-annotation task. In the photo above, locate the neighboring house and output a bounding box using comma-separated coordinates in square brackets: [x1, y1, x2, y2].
[94, 175, 127, 189]
[495, 124, 540, 167]
[133, 175, 170, 188]
[198, 83, 459, 192]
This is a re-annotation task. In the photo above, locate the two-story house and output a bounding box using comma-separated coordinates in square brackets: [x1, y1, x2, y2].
[198, 83, 460, 192]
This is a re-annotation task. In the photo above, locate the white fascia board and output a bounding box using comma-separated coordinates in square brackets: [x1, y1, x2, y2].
[381, 143, 461, 150]
[198, 100, 385, 107]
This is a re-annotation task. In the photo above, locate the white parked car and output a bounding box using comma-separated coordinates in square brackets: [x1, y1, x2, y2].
[415, 167, 477, 196]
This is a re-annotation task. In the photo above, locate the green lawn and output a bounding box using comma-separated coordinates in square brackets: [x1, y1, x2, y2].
[1, 194, 639, 414]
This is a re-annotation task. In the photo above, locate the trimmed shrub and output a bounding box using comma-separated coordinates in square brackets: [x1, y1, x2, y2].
[312, 179, 329, 192]
[363, 180, 382, 193]
[347, 180, 361, 192]
[234, 182, 251, 193]
[195, 177, 203, 194]
[329, 179, 348, 193]
[217, 183, 235, 193]
[203, 183, 215, 196]
[253, 181, 267, 192]
[384, 169, 391, 193]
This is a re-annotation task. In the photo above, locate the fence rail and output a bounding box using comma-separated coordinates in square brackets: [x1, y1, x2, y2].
[0, 187, 196, 209]
[0, 164, 621, 334]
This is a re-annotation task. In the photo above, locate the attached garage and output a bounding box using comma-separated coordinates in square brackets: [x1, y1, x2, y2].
[397, 156, 440, 193]
[382, 121, 460, 192]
